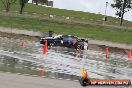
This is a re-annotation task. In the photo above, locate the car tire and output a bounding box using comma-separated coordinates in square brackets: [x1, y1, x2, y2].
[84, 45, 88, 50]
[79, 45, 84, 50]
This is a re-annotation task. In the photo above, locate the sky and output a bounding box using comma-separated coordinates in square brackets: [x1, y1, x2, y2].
[29, 0, 132, 21]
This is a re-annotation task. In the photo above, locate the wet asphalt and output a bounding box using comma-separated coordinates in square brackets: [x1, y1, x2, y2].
[0, 35, 132, 88]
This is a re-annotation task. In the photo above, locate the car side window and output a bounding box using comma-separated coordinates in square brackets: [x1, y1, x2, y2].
[62, 35, 68, 40]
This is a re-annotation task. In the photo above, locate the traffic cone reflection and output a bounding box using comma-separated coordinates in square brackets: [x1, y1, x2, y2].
[39, 68, 45, 76]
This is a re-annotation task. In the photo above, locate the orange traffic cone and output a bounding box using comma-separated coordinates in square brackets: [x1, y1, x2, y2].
[128, 50, 131, 61]
[85, 71, 88, 78]
[21, 38, 24, 48]
[77, 46, 81, 58]
[43, 40, 48, 55]
[106, 48, 109, 62]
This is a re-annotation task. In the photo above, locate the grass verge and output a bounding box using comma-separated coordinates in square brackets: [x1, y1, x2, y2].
[0, 1, 132, 27]
[0, 15, 132, 44]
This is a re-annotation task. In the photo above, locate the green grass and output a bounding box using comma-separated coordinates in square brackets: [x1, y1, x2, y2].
[0, 1, 132, 26]
[0, 1, 103, 20]
[0, 15, 132, 44]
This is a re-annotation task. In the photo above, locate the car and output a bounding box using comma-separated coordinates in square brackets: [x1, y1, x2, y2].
[40, 35, 88, 50]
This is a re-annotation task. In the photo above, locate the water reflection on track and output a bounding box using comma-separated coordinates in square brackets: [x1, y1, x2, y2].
[0, 36, 132, 82]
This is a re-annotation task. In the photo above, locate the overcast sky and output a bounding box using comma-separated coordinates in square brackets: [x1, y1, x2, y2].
[29, 0, 132, 21]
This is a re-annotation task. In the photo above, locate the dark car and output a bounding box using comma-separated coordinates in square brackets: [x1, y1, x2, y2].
[40, 35, 88, 50]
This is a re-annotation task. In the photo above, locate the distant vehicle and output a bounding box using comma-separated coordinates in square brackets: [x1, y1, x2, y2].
[40, 34, 88, 50]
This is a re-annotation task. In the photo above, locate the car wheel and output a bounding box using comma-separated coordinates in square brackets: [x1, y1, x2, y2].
[84, 45, 88, 50]
[49, 43, 53, 47]
[79, 45, 84, 50]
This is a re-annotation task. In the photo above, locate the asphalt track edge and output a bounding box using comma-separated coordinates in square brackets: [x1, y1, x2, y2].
[0, 71, 79, 82]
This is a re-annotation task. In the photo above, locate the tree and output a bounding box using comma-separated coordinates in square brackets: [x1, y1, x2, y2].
[0, 0, 16, 12]
[19, 0, 29, 14]
[111, 0, 132, 26]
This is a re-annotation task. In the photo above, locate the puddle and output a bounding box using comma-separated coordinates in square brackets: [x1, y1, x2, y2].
[0, 55, 77, 80]
[0, 35, 132, 84]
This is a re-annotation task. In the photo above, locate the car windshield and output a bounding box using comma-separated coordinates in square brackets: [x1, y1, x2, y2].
[62, 35, 78, 40]
[54, 35, 62, 38]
